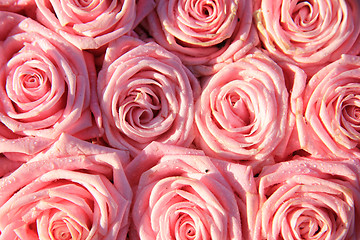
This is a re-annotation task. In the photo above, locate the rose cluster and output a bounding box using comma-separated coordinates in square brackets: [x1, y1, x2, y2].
[1, 0, 360, 239]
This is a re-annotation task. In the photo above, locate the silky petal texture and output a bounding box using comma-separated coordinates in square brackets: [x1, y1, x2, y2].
[34, 0, 155, 49]
[0, 0, 35, 12]
[0, 156, 22, 178]
[125, 142, 257, 240]
[0, 133, 132, 240]
[194, 49, 288, 169]
[144, 0, 259, 77]
[0, 12, 100, 159]
[274, 61, 307, 159]
[253, 0, 360, 76]
[254, 157, 360, 240]
[211, 158, 259, 240]
[97, 36, 201, 157]
[296, 54, 360, 158]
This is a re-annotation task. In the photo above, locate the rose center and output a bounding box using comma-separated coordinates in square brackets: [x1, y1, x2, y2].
[292, 0, 318, 28]
[211, 85, 256, 132]
[177, 213, 197, 240]
[230, 94, 251, 123]
[123, 86, 162, 126]
[50, 220, 72, 240]
[136, 91, 159, 122]
[298, 218, 321, 238]
[345, 105, 360, 120]
[192, 0, 216, 19]
[74, 0, 92, 8]
[53, 0, 111, 29]
[7, 62, 52, 106]
[200, 3, 213, 17]
[21, 72, 42, 89]
[225, 91, 254, 128]
[185, 224, 196, 238]
[20, 69, 50, 101]
[341, 95, 360, 131]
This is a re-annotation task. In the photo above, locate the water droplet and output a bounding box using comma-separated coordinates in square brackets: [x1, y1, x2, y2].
[48, 162, 55, 170]
[6, 16, 14, 22]
[4, 176, 16, 186]
[299, 162, 307, 168]
[22, 21, 29, 29]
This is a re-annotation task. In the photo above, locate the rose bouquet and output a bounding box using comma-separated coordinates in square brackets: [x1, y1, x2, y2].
[1, 0, 360, 239]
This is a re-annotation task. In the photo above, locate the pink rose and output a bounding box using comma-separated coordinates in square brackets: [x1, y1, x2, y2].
[254, 0, 360, 75]
[0, 12, 100, 157]
[34, 0, 156, 49]
[145, 0, 259, 76]
[254, 157, 360, 239]
[0, 133, 132, 239]
[194, 49, 288, 168]
[125, 142, 258, 240]
[97, 36, 201, 157]
[296, 54, 360, 158]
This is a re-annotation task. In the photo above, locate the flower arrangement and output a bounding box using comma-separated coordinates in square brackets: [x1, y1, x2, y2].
[1, 0, 360, 239]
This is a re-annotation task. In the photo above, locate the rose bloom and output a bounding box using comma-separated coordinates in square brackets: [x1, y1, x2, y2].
[253, 0, 360, 75]
[0, 133, 132, 239]
[296, 54, 360, 158]
[0, 12, 100, 158]
[34, 0, 156, 49]
[254, 157, 360, 239]
[97, 36, 201, 157]
[194, 49, 288, 168]
[144, 0, 259, 77]
[125, 142, 258, 240]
